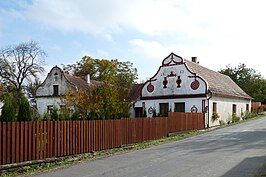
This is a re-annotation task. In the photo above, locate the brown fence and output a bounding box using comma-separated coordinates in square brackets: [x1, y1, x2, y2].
[0, 113, 204, 166]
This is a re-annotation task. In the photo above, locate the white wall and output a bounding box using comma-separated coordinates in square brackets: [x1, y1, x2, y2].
[36, 66, 71, 117]
[133, 97, 206, 117]
[142, 64, 207, 98]
[208, 95, 251, 127]
[36, 67, 70, 97]
[36, 97, 62, 117]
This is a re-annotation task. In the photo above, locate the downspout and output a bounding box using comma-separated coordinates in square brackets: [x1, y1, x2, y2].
[206, 90, 212, 128]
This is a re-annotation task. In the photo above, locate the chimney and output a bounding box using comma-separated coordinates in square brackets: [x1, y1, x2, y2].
[191, 57, 199, 64]
[191, 57, 197, 63]
[86, 74, 90, 84]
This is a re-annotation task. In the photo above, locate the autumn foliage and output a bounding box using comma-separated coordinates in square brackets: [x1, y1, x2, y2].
[62, 56, 138, 120]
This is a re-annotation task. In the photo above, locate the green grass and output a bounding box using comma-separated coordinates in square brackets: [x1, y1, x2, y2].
[1, 112, 265, 177]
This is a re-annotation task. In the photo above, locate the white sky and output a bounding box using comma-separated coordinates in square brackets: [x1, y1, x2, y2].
[1, 0, 266, 82]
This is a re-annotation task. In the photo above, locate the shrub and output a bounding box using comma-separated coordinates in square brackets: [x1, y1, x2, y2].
[242, 111, 255, 120]
[33, 115, 41, 121]
[18, 96, 31, 121]
[71, 111, 79, 120]
[51, 106, 59, 120]
[1, 94, 16, 122]
[219, 120, 226, 125]
[143, 108, 147, 117]
[152, 108, 157, 117]
[43, 112, 50, 121]
[211, 112, 219, 121]
[232, 113, 240, 123]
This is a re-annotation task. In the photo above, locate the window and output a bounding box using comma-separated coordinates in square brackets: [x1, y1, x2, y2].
[135, 107, 143, 117]
[213, 102, 217, 113]
[159, 103, 169, 116]
[47, 105, 53, 115]
[53, 85, 59, 96]
[232, 104, 237, 114]
[175, 102, 185, 112]
[246, 104, 249, 111]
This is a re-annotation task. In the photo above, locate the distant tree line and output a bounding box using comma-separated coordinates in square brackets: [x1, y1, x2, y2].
[219, 63, 266, 102]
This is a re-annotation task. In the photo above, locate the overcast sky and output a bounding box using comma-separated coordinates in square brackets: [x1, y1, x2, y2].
[1, 0, 266, 82]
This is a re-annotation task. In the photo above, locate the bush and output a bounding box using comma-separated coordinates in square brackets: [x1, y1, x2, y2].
[152, 108, 157, 117]
[18, 96, 31, 121]
[1, 94, 16, 122]
[71, 111, 79, 120]
[211, 112, 219, 121]
[43, 112, 50, 121]
[232, 113, 240, 123]
[242, 111, 256, 120]
[219, 120, 226, 126]
[33, 115, 41, 121]
[51, 106, 59, 120]
[143, 108, 147, 117]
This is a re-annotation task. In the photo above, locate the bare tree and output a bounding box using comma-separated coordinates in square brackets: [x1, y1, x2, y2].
[0, 41, 46, 98]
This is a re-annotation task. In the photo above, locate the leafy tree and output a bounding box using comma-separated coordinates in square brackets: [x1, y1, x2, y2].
[219, 63, 266, 101]
[17, 96, 31, 121]
[0, 41, 46, 102]
[51, 106, 59, 120]
[0, 94, 16, 122]
[26, 78, 42, 98]
[62, 56, 138, 119]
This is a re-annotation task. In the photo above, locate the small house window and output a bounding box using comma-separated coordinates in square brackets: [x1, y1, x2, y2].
[159, 103, 169, 116]
[53, 85, 59, 96]
[175, 102, 185, 112]
[213, 102, 217, 113]
[47, 105, 53, 115]
[135, 107, 143, 118]
[246, 104, 249, 111]
[232, 104, 237, 114]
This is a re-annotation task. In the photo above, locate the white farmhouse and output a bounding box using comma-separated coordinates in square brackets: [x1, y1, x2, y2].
[35, 66, 97, 117]
[131, 53, 252, 127]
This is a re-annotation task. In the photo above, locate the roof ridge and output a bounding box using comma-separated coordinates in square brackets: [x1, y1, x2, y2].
[184, 59, 227, 77]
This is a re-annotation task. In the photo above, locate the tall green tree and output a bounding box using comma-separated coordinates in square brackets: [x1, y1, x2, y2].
[219, 63, 266, 101]
[62, 56, 138, 119]
[0, 94, 16, 122]
[17, 96, 31, 121]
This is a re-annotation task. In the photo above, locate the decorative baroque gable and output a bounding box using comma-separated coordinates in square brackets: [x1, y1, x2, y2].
[141, 53, 207, 98]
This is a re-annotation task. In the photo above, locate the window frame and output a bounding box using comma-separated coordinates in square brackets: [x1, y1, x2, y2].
[174, 102, 185, 112]
[159, 103, 169, 116]
[53, 85, 59, 96]
[213, 102, 217, 113]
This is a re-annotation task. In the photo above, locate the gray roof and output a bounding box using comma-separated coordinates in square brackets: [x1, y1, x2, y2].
[185, 59, 252, 99]
[64, 73, 101, 92]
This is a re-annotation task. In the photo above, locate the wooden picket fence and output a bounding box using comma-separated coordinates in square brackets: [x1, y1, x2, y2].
[0, 113, 204, 166]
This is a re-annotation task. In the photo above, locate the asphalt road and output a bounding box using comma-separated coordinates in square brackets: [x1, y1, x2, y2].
[34, 117, 266, 177]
